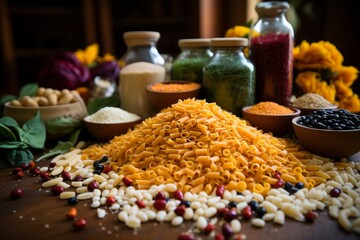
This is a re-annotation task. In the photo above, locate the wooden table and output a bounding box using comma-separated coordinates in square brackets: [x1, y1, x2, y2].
[1, 153, 359, 240]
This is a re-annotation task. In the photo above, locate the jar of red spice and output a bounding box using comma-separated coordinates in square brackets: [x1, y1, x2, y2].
[250, 1, 294, 106]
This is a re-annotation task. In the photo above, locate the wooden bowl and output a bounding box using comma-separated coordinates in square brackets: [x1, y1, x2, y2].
[83, 116, 142, 142]
[292, 116, 360, 158]
[3, 101, 88, 139]
[242, 106, 300, 136]
[146, 81, 201, 112]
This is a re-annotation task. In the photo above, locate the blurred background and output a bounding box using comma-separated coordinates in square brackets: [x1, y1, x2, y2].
[1, 0, 359, 96]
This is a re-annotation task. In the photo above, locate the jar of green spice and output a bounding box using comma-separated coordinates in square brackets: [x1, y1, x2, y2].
[171, 38, 213, 84]
[203, 38, 255, 116]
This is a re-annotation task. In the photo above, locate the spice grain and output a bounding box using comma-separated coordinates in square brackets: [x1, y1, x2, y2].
[247, 102, 294, 115]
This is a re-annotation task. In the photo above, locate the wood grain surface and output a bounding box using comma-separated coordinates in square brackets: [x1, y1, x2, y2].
[1, 153, 359, 240]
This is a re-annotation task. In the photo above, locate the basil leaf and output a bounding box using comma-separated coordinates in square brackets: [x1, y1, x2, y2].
[0, 116, 22, 140]
[6, 148, 33, 166]
[87, 95, 119, 115]
[19, 83, 39, 97]
[45, 116, 82, 135]
[0, 141, 28, 149]
[20, 111, 46, 149]
[35, 141, 73, 162]
[0, 124, 17, 141]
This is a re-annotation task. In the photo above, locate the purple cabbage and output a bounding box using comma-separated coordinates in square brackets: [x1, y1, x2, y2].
[90, 60, 120, 80]
[38, 52, 91, 90]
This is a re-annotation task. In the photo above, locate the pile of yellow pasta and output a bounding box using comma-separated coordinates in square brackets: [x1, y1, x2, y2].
[82, 99, 327, 196]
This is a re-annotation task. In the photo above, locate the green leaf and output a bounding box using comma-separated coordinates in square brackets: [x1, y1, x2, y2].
[0, 94, 16, 118]
[0, 116, 22, 140]
[35, 141, 73, 162]
[6, 148, 33, 167]
[20, 111, 46, 149]
[19, 83, 39, 97]
[0, 124, 17, 141]
[45, 116, 82, 135]
[0, 141, 27, 149]
[87, 95, 120, 115]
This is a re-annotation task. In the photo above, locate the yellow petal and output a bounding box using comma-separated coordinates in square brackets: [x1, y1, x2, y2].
[84, 43, 99, 65]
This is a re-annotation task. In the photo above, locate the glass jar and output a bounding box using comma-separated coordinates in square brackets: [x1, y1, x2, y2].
[203, 38, 255, 116]
[120, 31, 165, 66]
[250, 1, 294, 106]
[171, 38, 213, 84]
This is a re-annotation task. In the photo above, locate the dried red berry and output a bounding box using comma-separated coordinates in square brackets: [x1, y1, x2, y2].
[203, 223, 215, 235]
[215, 232, 225, 240]
[30, 167, 40, 177]
[224, 208, 238, 222]
[16, 171, 24, 179]
[153, 199, 167, 210]
[241, 206, 252, 220]
[273, 170, 282, 180]
[48, 162, 56, 168]
[330, 187, 341, 198]
[87, 181, 99, 192]
[216, 185, 225, 197]
[61, 171, 71, 181]
[305, 211, 318, 222]
[28, 161, 36, 169]
[178, 233, 195, 240]
[135, 200, 146, 208]
[74, 175, 83, 181]
[102, 165, 112, 174]
[10, 188, 24, 199]
[217, 208, 230, 218]
[222, 222, 233, 239]
[106, 196, 117, 206]
[51, 185, 64, 195]
[40, 172, 51, 181]
[73, 218, 87, 230]
[174, 205, 186, 216]
[12, 167, 23, 174]
[272, 179, 284, 189]
[122, 176, 133, 186]
[20, 163, 30, 170]
[154, 192, 167, 200]
[173, 190, 184, 201]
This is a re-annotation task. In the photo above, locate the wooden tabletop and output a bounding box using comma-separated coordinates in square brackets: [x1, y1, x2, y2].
[1, 152, 359, 240]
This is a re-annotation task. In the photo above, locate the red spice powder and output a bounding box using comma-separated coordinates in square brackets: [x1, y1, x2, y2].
[250, 33, 293, 106]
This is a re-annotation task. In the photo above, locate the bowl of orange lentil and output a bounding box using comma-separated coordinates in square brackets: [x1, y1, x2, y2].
[146, 80, 201, 112]
[242, 101, 301, 136]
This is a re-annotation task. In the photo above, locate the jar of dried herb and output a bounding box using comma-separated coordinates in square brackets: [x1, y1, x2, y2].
[203, 38, 255, 116]
[171, 38, 213, 84]
[250, 1, 294, 106]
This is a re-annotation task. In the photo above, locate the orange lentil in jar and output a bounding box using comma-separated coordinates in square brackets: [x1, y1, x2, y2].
[150, 82, 200, 92]
[247, 101, 294, 115]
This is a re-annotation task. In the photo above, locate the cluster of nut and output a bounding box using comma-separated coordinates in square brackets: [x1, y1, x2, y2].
[9, 87, 80, 107]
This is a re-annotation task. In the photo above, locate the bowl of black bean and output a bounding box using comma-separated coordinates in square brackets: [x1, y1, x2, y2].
[292, 109, 360, 159]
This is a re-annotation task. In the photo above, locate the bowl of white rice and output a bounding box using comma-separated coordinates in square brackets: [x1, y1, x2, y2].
[83, 107, 142, 141]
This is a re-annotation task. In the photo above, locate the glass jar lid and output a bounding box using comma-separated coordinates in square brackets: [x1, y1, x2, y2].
[123, 31, 161, 47]
[210, 38, 248, 47]
[178, 38, 211, 48]
[255, 1, 289, 17]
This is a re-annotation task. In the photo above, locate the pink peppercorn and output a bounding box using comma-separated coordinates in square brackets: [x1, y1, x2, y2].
[61, 171, 71, 181]
[174, 205, 186, 216]
[10, 188, 24, 199]
[153, 199, 167, 210]
[73, 218, 87, 230]
[330, 187, 341, 198]
[154, 192, 167, 200]
[273, 179, 284, 189]
[216, 185, 225, 197]
[87, 181, 99, 192]
[173, 190, 184, 201]
[241, 206, 252, 220]
[16, 171, 24, 179]
[106, 196, 117, 206]
[51, 186, 64, 195]
[40, 172, 51, 181]
[30, 167, 40, 177]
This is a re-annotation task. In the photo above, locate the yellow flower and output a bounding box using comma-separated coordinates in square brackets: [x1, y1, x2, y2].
[293, 41, 343, 72]
[335, 66, 358, 87]
[74, 43, 99, 66]
[225, 26, 250, 38]
[338, 94, 360, 113]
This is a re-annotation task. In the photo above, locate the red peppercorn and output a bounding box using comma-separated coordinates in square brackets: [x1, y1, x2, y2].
[66, 207, 78, 219]
[73, 218, 87, 230]
[154, 192, 167, 200]
[222, 223, 233, 239]
[241, 206, 252, 220]
[203, 223, 215, 235]
[87, 181, 99, 192]
[16, 171, 24, 179]
[20, 163, 30, 170]
[272, 179, 284, 189]
[48, 162, 56, 168]
[215, 232, 225, 240]
[51, 185, 64, 195]
[12, 167, 23, 174]
[102, 165, 112, 174]
[153, 199, 167, 210]
[106, 196, 117, 206]
[305, 211, 318, 222]
[330, 187, 341, 198]
[224, 208, 238, 222]
[28, 161, 36, 169]
[135, 200, 146, 208]
[174, 205, 186, 216]
[273, 170, 282, 180]
[10, 188, 24, 199]
[216, 185, 225, 197]
[122, 176, 133, 186]
[61, 171, 71, 181]
[74, 175, 83, 181]
[173, 190, 184, 201]
[217, 208, 230, 218]
[178, 233, 195, 240]
[30, 167, 40, 177]
[40, 172, 51, 181]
